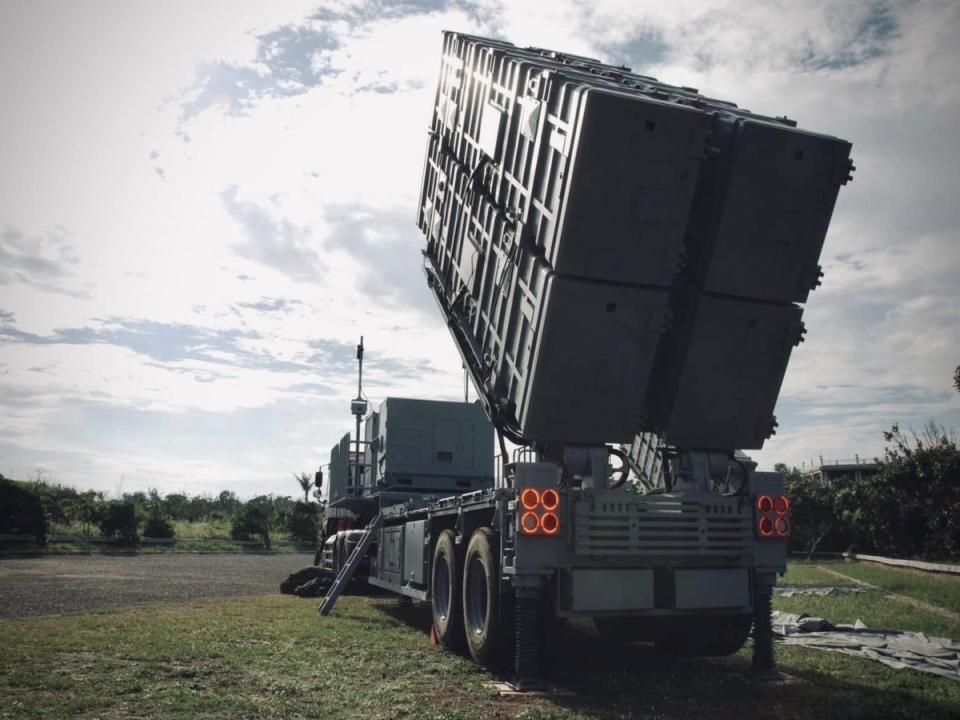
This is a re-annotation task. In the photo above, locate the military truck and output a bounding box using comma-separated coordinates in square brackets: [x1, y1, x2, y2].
[314, 31, 853, 683]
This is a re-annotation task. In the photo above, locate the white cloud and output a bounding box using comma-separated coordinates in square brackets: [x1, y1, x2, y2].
[1, 0, 958, 494]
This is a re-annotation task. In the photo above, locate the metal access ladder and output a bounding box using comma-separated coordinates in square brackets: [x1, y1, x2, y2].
[319, 514, 382, 616]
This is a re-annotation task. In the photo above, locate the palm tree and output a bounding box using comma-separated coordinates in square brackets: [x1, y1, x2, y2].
[294, 472, 312, 503]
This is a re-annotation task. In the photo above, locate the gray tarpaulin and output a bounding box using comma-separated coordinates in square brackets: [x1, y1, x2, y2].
[774, 586, 867, 597]
[772, 610, 960, 680]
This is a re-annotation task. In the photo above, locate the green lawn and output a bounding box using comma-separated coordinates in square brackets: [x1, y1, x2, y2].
[0, 596, 507, 720]
[826, 562, 960, 616]
[781, 562, 859, 588]
[2, 564, 960, 719]
[779, 560, 960, 636]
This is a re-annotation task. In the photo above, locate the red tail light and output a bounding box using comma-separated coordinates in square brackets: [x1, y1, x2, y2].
[540, 489, 560, 511]
[517, 488, 562, 536]
[757, 493, 790, 539]
[521, 488, 540, 510]
[541, 511, 560, 536]
[520, 511, 540, 535]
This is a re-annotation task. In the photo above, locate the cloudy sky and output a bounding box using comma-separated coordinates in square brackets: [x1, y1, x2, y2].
[1, 0, 958, 498]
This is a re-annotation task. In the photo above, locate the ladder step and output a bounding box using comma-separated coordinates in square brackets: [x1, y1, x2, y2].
[319, 514, 383, 616]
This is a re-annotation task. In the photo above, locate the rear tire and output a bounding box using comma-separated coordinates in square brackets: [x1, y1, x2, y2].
[463, 528, 502, 665]
[431, 530, 464, 649]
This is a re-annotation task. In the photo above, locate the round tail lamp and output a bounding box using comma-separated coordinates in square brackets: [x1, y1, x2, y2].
[521, 488, 540, 511]
[540, 489, 560, 511]
[540, 512, 560, 536]
[520, 511, 540, 535]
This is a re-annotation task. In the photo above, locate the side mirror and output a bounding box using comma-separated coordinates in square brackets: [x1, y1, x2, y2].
[314, 469, 323, 489]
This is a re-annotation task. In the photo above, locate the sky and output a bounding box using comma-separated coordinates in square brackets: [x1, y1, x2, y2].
[1, 0, 958, 499]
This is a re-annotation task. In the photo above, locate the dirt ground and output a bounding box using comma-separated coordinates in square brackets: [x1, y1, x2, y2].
[0, 553, 313, 618]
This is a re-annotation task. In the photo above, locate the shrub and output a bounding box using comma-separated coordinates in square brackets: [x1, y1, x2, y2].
[0, 478, 47, 544]
[231, 503, 271, 548]
[846, 424, 960, 559]
[778, 422, 960, 560]
[783, 476, 850, 555]
[287, 502, 318, 545]
[142, 511, 175, 539]
[99, 501, 138, 544]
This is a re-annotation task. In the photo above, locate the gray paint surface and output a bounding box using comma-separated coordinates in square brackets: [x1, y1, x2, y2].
[417, 31, 852, 450]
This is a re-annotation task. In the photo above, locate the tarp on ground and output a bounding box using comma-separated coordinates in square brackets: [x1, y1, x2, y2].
[774, 586, 867, 597]
[773, 610, 960, 680]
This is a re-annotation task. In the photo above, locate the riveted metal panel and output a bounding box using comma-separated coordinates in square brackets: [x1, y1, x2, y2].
[417, 32, 852, 450]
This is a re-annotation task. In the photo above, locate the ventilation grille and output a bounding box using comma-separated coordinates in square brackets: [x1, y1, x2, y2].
[573, 493, 753, 557]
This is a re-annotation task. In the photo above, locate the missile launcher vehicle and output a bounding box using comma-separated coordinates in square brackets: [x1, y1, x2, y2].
[314, 31, 853, 685]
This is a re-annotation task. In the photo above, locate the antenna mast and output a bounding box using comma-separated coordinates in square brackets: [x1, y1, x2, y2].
[351, 337, 368, 494]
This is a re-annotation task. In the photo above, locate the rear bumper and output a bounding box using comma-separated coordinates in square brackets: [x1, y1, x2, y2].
[556, 566, 751, 617]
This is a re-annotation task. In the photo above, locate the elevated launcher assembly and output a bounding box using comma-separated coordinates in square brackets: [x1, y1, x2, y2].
[316, 31, 853, 684]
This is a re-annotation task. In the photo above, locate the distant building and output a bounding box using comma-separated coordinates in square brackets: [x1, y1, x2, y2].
[805, 457, 879, 485]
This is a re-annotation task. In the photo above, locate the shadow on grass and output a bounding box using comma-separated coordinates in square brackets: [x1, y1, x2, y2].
[374, 600, 959, 720]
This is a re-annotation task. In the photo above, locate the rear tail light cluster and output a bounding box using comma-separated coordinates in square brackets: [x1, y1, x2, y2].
[519, 488, 561, 536]
[757, 495, 790, 538]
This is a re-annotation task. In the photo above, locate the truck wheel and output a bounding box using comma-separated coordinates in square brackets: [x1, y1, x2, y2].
[431, 530, 464, 649]
[463, 527, 501, 665]
[655, 614, 753, 657]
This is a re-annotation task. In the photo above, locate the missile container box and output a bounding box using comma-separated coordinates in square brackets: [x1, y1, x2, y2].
[417, 31, 852, 449]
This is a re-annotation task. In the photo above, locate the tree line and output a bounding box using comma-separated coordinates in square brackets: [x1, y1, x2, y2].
[781, 422, 960, 560]
[0, 476, 321, 548]
[4, 420, 957, 558]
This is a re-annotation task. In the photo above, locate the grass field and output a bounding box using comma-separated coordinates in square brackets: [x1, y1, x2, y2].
[780, 562, 860, 588]
[822, 562, 960, 616]
[2, 562, 959, 719]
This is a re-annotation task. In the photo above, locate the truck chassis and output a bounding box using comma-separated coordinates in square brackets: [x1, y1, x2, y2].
[319, 456, 788, 681]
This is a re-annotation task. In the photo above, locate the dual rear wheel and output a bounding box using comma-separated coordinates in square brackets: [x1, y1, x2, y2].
[431, 528, 504, 664]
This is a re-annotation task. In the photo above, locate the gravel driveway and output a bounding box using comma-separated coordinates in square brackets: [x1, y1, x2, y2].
[0, 553, 313, 619]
